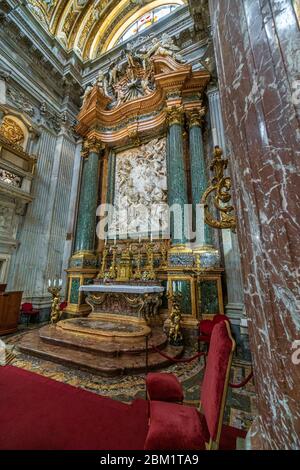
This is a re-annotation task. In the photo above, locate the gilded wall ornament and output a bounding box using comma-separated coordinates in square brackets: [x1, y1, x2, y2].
[0, 117, 24, 146]
[201, 146, 237, 232]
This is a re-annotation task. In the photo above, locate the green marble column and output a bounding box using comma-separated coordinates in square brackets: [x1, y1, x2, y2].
[66, 138, 103, 316]
[188, 110, 213, 246]
[74, 149, 100, 253]
[166, 107, 189, 245]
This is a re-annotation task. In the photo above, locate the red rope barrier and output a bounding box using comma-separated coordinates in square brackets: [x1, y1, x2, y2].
[229, 370, 253, 389]
[149, 345, 206, 364]
[150, 344, 253, 388]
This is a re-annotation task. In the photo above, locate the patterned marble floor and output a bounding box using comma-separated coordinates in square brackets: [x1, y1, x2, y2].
[1, 324, 257, 432]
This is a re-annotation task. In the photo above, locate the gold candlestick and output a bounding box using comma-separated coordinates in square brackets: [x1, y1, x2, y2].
[97, 246, 109, 279]
[160, 240, 168, 267]
[107, 245, 118, 279]
[143, 242, 156, 281]
[133, 248, 142, 280]
[48, 286, 62, 324]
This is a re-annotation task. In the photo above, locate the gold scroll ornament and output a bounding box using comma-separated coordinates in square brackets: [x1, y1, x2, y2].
[201, 146, 237, 232]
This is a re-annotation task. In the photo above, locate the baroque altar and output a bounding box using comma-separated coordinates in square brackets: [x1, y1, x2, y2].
[80, 283, 164, 325]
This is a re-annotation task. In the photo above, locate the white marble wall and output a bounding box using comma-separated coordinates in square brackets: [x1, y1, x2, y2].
[7, 127, 77, 310]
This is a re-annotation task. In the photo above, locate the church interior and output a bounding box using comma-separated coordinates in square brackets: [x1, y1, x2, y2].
[0, 0, 299, 452]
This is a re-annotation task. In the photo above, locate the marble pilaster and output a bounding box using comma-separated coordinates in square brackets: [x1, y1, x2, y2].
[61, 140, 82, 292]
[210, 0, 300, 449]
[207, 86, 245, 329]
[7, 125, 77, 317]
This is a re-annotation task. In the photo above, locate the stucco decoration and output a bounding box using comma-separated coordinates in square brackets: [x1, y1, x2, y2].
[110, 137, 168, 238]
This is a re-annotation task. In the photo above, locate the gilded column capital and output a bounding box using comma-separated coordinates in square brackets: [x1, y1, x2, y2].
[186, 107, 206, 128]
[165, 106, 184, 127]
[83, 136, 103, 155]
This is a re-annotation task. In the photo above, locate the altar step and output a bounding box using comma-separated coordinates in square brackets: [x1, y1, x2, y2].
[39, 324, 168, 356]
[18, 328, 183, 376]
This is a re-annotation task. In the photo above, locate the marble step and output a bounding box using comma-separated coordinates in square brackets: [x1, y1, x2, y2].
[39, 324, 168, 356]
[18, 330, 183, 377]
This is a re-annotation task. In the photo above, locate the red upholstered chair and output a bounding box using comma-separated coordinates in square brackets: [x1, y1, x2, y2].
[20, 303, 40, 326]
[144, 321, 235, 450]
[198, 314, 230, 352]
[59, 301, 67, 311]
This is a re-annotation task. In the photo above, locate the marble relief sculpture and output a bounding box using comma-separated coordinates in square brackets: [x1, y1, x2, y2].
[110, 138, 168, 237]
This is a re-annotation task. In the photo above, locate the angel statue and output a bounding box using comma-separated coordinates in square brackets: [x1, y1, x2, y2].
[108, 61, 121, 86]
[93, 70, 109, 96]
[145, 33, 185, 63]
[81, 84, 93, 107]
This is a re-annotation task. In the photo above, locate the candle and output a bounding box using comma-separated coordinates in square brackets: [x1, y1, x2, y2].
[150, 233, 153, 242]
[114, 236, 116, 246]
[59, 279, 62, 287]
[104, 236, 107, 246]
[212, 128, 218, 146]
[48, 279, 51, 287]
[139, 234, 141, 244]
[196, 204, 205, 246]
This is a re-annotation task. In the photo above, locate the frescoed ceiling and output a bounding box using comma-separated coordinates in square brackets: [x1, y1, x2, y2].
[25, 0, 186, 60]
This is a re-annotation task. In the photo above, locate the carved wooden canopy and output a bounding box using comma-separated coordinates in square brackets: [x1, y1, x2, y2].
[75, 55, 210, 147]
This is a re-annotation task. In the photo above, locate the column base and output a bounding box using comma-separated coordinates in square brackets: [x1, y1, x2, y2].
[245, 416, 269, 450]
[193, 244, 220, 269]
[65, 251, 98, 317]
[168, 244, 194, 267]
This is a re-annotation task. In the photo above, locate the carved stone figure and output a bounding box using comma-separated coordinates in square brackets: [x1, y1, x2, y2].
[93, 70, 109, 96]
[108, 61, 121, 86]
[139, 33, 185, 63]
[81, 84, 93, 107]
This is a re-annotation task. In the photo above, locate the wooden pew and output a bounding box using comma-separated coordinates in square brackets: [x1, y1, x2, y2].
[0, 290, 23, 335]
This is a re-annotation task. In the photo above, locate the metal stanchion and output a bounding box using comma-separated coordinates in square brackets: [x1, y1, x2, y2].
[145, 333, 149, 400]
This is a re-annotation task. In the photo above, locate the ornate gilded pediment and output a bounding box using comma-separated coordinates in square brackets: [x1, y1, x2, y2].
[76, 46, 210, 144]
[81, 33, 186, 112]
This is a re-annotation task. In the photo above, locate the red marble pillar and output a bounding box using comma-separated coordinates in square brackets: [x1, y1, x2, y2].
[209, 0, 300, 449]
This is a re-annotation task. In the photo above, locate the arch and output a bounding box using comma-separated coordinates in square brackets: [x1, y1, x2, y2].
[89, 0, 185, 59]
[107, 1, 184, 51]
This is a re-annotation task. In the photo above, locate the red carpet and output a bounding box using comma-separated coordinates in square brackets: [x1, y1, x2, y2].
[0, 366, 245, 450]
